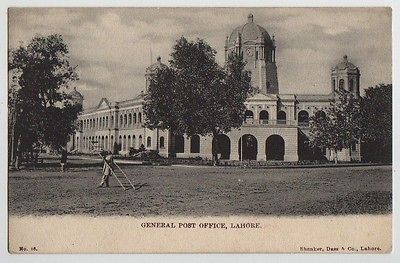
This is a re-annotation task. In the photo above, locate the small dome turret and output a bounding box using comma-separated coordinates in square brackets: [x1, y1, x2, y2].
[68, 87, 84, 105]
[227, 14, 274, 48]
[145, 56, 168, 75]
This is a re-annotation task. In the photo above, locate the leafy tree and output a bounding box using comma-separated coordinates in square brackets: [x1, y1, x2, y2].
[359, 84, 392, 162]
[144, 37, 254, 164]
[308, 88, 361, 163]
[8, 34, 80, 166]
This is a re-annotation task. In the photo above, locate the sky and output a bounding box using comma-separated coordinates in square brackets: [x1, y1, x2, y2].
[8, 7, 392, 109]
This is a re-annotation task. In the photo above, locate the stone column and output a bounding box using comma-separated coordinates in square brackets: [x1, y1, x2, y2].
[257, 136, 266, 161]
[284, 131, 299, 162]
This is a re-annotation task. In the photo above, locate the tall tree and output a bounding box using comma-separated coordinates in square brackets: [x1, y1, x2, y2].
[8, 34, 80, 166]
[359, 84, 392, 162]
[144, 37, 254, 164]
[308, 88, 361, 163]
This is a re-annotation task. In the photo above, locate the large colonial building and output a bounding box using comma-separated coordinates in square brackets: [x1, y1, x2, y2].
[68, 14, 361, 162]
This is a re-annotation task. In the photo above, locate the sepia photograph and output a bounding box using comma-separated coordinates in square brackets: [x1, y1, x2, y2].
[6, 6, 393, 254]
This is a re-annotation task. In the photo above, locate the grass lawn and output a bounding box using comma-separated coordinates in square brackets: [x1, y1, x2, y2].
[8, 161, 392, 217]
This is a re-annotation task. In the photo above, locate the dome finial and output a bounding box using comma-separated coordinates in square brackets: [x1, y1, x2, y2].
[343, 55, 348, 62]
[157, 56, 161, 62]
[247, 13, 254, 23]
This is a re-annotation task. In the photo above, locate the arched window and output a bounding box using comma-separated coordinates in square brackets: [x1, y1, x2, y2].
[298, 110, 309, 126]
[105, 136, 108, 150]
[277, 111, 286, 124]
[315, 110, 326, 120]
[133, 113, 137, 123]
[111, 116, 114, 127]
[349, 78, 354, 92]
[339, 79, 345, 90]
[139, 135, 143, 147]
[174, 135, 184, 153]
[259, 110, 269, 124]
[138, 112, 142, 123]
[190, 135, 200, 153]
[147, 136, 152, 148]
[160, 136, 165, 148]
[124, 114, 127, 126]
[123, 135, 127, 151]
[120, 115, 123, 126]
[128, 113, 132, 125]
[245, 110, 254, 123]
[132, 135, 136, 149]
[332, 79, 336, 90]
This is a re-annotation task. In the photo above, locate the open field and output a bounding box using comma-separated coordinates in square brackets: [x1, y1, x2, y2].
[8, 162, 392, 217]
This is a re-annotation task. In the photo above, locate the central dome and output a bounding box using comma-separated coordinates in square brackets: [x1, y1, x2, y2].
[227, 13, 274, 47]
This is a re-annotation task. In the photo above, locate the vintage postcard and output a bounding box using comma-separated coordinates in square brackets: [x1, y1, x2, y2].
[7, 7, 392, 254]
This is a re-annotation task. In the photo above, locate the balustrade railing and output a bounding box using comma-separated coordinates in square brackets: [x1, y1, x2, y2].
[243, 119, 308, 127]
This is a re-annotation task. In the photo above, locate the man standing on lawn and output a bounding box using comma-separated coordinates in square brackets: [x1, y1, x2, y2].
[60, 148, 68, 172]
[98, 153, 114, 188]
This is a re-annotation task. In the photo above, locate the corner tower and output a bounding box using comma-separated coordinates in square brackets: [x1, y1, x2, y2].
[331, 55, 360, 98]
[145, 56, 168, 91]
[225, 13, 278, 94]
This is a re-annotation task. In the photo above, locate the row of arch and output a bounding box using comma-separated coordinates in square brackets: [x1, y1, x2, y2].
[79, 134, 165, 152]
[244, 109, 326, 125]
[173, 134, 286, 161]
[119, 112, 142, 127]
[82, 116, 113, 131]
[81, 112, 143, 131]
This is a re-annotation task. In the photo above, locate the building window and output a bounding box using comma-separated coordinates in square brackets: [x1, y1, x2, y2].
[245, 110, 254, 123]
[277, 111, 286, 124]
[133, 113, 137, 123]
[332, 79, 336, 90]
[124, 114, 127, 126]
[349, 79, 354, 92]
[128, 113, 132, 125]
[138, 112, 142, 123]
[174, 135, 184, 153]
[111, 116, 114, 127]
[132, 135, 136, 149]
[120, 115, 123, 126]
[147, 136, 152, 148]
[315, 110, 326, 120]
[160, 136, 165, 148]
[339, 79, 345, 90]
[298, 110, 309, 126]
[190, 135, 200, 153]
[259, 110, 269, 124]
[139, 135, 143, 147]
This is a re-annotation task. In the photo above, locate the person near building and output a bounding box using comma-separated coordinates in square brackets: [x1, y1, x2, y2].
[98, 153, 114, 188]
[60, 149, 68, 172]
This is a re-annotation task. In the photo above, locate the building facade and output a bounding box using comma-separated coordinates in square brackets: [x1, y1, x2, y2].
[69, 14, 361, 162]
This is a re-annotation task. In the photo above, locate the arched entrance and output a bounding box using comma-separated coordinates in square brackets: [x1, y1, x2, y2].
[238, 134, 257, 160]
[212, 134, 231, 160]
[174, 135, 184, 153]
[266, 135, 285, 160]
